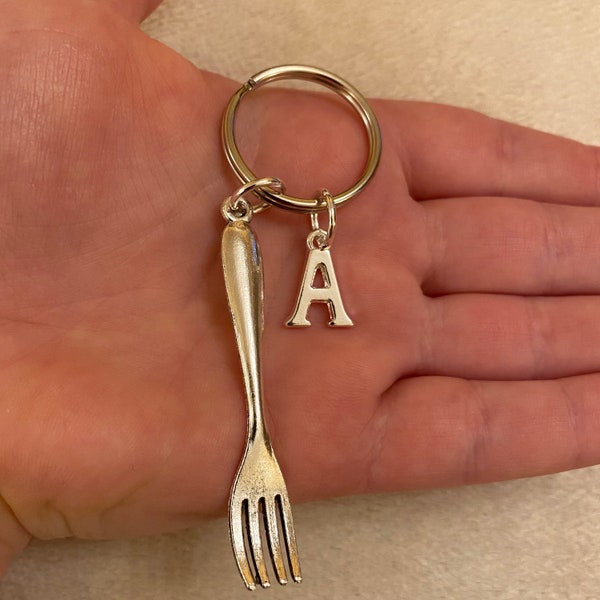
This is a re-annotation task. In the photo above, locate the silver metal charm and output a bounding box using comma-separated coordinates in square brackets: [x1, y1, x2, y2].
[221, 178, 302, 590]
[287, 191, 353, 327]
[220, 65, 382, 589]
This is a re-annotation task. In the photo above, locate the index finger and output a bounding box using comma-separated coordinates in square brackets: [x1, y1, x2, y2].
[383, 100, 599, 205]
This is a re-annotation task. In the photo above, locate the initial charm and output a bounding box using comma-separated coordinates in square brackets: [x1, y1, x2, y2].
[287, 246, 353, 327]
[287, 190, 353, 327]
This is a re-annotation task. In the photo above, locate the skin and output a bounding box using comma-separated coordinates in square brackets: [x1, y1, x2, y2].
[1, 0, 600, 577]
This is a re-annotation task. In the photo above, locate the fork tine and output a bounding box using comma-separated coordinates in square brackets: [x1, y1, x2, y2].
[248, 499, 270, 588]
[229, 500, 256, 590]
[264, 497, 288, 585]
[277, 494, 302, 583]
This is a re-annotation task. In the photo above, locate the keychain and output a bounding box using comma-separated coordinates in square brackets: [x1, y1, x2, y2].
[220, 65, 382, 589]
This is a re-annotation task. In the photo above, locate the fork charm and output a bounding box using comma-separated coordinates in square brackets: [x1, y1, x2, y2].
[221, 179, 302, 590]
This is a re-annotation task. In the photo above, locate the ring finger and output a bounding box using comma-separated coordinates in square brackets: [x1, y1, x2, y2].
[420, 293, 600, 380]
[420, 196, 600, 296]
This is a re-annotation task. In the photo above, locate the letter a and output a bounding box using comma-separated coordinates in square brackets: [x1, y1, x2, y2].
[286, 247, 353, 327]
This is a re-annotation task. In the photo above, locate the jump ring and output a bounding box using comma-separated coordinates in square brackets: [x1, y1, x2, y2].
[310, 189, 336, 246]
[222, 65, 382, 213]
[222, 177, 285, 222]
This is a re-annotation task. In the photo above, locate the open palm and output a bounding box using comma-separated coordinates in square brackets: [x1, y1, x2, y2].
[1, 0, 599, 575]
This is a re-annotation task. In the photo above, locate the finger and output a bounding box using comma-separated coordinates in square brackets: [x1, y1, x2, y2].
[421, 197, 600, 295]
[0, 496, 31, 579]
[98, 0, 164, 23]
[424, 294, 600, 380]
[0, 0, 164, 30]
[387, 101, 599, 205]
[365, 374, 600, 492]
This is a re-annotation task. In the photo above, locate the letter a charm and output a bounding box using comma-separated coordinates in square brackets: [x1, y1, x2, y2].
[287, 191, 353, 327]
[286, 245, 353, 327]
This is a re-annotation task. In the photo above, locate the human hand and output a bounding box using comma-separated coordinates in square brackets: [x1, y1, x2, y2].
[1, 0, 599, 576]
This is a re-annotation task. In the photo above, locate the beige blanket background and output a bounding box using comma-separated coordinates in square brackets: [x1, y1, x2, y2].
[3, 1, 600, 598]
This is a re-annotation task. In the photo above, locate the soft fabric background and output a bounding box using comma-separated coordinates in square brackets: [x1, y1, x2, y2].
[4, 1, 600, 598]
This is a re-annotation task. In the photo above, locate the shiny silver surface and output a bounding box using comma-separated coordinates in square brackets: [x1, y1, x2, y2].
[222, 214, 302, 589]
[222, 64, 382, 213]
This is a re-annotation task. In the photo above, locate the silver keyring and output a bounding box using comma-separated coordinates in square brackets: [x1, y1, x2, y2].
[221, 64, 382, 213]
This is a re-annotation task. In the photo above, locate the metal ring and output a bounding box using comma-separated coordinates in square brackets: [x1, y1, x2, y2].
[310, 189, 336, 247]
[222, 65, 382, 213]
[221, 196, 253, 223]
[221, 177, 285, 222]
[306, 229, 329, 251]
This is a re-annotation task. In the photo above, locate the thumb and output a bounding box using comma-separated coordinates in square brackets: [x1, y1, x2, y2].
[98, 0, 164, 23]
[0, 496, 31, 579]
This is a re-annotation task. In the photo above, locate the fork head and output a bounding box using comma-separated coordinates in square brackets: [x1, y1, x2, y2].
[229, 436, 302, 590]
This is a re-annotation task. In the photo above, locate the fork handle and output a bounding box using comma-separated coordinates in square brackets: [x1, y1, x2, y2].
[222, 220, 267, 439]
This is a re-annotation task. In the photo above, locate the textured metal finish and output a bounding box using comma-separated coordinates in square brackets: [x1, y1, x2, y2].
[222, 218, 302, 590]
[222, 64, 382, 213]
